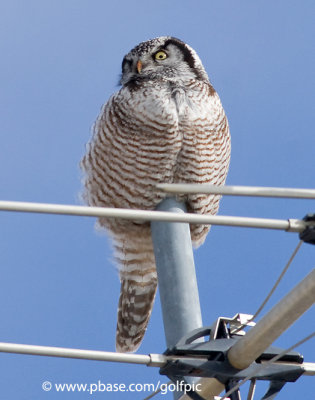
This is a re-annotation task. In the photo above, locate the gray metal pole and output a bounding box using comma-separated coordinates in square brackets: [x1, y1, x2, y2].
[151, 198, 204, 398]
[151, 198, 203, 348]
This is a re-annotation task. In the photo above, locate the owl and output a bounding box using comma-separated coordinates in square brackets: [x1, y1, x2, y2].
[81, 36, 231, 353]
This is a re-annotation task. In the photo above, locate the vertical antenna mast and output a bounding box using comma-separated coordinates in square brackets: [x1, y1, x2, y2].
[151, 198, 202, 348]
[151, 198, 213, 398]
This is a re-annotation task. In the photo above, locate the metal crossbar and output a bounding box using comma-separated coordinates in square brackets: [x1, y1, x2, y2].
[0, 342, 165, 366]
[157, 184, 315, 199]
[0, 200, 309, 232]
[0, 341, 314, 376]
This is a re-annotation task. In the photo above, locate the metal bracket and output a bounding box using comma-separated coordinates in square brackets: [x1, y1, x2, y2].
[299, 213, 315, 245]
[160, 315, 304, 400]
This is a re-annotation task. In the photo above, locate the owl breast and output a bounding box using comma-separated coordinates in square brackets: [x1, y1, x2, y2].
[82, 77, 230, 244]
[82, 82, 181, 219]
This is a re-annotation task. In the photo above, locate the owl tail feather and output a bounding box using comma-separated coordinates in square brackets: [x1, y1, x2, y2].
[116, 276, 157, 353]
[114, 231, 157, 353]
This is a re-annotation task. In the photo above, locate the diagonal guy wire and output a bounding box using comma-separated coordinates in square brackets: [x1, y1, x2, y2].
[232, 240, 303, 334]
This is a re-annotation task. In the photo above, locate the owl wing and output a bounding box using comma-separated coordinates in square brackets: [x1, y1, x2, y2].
[174, 84, 231, 246]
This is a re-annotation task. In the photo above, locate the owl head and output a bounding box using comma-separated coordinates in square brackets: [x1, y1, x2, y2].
[120, 36, 209, 86]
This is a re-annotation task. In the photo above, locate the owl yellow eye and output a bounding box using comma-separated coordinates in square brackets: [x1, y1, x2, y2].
[154, 51, 168, 60]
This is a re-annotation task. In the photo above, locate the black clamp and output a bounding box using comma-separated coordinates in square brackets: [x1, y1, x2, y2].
[160, 315, 304, 400]
[299, 214, 315, 245]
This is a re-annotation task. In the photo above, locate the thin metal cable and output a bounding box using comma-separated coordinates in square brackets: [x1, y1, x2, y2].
[232, 240, 303, 334]
[220, 330, 315, 399]
[246, 380, 256, 400]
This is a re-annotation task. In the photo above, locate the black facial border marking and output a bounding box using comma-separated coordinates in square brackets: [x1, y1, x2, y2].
[163, 38, 194, 67]
[121, 56, 132, 73]
[162, 37, 204, 80]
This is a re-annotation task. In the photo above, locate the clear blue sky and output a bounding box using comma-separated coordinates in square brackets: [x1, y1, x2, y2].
[0, 1, 314, 399]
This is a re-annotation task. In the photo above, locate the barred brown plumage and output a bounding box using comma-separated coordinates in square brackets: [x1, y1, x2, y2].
[80, 36, 230, 353]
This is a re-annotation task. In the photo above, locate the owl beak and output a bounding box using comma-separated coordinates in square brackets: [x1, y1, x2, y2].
[136, 60, 142, 74]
